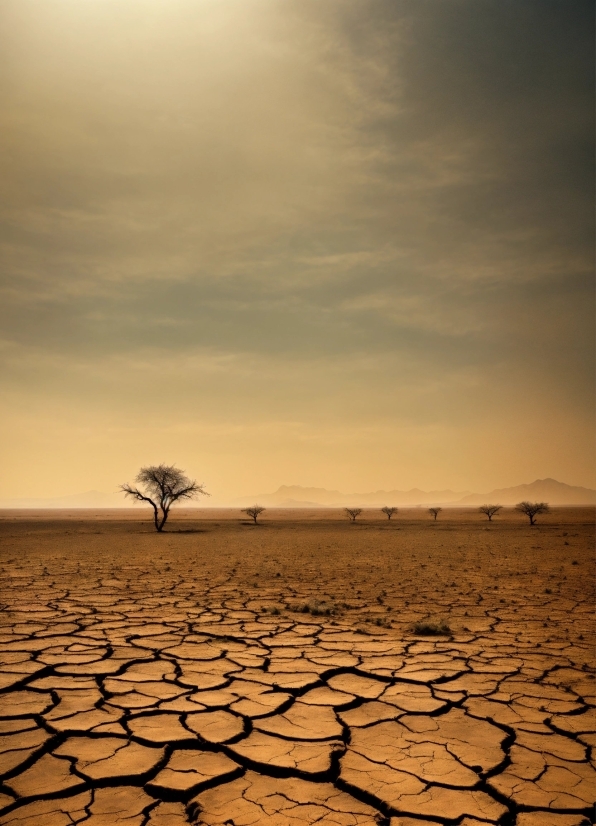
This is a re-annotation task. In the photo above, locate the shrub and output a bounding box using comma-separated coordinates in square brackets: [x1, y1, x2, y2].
[412, 619, 452, 636]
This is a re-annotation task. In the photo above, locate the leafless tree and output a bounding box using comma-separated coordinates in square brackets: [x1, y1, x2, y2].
[344, 508, 362, 522]
[381, 506, 398, 520]
[121, 464, 207, 532]
[515, 501, 550, 526]
[479, 504, 502, 521]
[242, 505, 265, 524]
[428, 507, 442, 521]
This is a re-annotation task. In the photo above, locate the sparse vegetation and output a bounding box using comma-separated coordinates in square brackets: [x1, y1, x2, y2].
[292, 599, 337, 616]
[121, 464, 207, 532]
[243, 505, 265, 524]
[515, 501, 550, 525]
[344, 508, 363, 522]
[412, 619, 452, 635]
[479, 504, 502, 521]
[381, 506, 398, 520]
[428, 507, 442, 521]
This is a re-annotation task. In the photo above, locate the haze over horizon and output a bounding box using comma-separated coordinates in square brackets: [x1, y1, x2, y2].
[1, 0, 594, 500]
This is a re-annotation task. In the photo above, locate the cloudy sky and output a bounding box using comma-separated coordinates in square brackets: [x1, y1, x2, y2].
[0, 0, 593, 501]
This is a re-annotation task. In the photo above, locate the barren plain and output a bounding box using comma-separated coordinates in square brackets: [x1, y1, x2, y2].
[0, 507, 593, 825]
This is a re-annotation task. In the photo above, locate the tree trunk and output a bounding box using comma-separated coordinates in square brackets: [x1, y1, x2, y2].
[158, 507, 169, 531]
[151, 504, 160, 532]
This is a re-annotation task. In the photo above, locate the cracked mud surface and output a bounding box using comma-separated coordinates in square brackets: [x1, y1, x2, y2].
[0, 507, 594, 825]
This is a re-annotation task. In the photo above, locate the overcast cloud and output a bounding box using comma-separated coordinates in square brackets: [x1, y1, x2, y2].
[0, 0, 593, 499]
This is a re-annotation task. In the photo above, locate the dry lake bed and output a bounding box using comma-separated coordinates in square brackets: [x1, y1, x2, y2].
[0, 507, 594, 825]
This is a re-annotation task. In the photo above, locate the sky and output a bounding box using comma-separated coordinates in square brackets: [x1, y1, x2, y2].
[0, 0, 594, 502]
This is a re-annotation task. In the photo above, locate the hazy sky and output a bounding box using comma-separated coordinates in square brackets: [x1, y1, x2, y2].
[1, 0, 594, 501]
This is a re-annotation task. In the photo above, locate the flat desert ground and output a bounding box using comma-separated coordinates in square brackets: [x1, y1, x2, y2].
[0, 507, 594, 826]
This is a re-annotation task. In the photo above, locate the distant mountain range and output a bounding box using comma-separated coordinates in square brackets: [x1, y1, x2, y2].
[1, 478, 594, 509]
[0, 490, 126, 509]
[235, 479, 596, 507]
[234, 484, 470, 507]
[455, 478, 596, 507]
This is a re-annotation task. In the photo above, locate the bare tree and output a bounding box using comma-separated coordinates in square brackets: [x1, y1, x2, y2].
[381, 506, 398, 520]
[121, 464, 207, 532]
[515, 501, 550, 526]
[479, 504, 502, 521]
[344, 508, 362, 522]
[242, 505, 265, 524]
[428, 507, 442, 521]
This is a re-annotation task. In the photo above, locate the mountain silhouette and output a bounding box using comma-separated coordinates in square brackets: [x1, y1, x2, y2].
[236, 479, 595, 507]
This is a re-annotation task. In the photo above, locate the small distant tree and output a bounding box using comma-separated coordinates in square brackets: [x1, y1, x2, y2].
[515, 501, 550, 526]
[243, 505, 265, 524]
[344, 508, 362, 522]
[381, 506, 398, 520]
[121, 464, 207, 532]
[479, 504, 502, 522]
[428, 507, 442, 521]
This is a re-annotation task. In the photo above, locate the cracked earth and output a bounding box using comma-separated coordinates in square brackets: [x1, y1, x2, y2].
[0, 508, 594, 825]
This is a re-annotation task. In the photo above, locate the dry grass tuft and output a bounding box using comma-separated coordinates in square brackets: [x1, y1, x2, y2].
[412, 619, 452, 636]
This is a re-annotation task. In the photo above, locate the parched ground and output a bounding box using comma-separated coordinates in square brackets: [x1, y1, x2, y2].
[0, 507, 594, 826]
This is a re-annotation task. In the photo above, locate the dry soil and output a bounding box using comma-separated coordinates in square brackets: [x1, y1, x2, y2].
[0, 507, 594, 825]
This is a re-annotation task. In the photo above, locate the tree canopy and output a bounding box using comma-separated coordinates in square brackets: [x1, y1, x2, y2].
[515, 501, 550, 525]
[121, 464, 207, 531]
[479, 504, 502, 521]
[344, 508, 362, 522]
[242, 505, 265, 524]
[381, 506, 398, 520]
